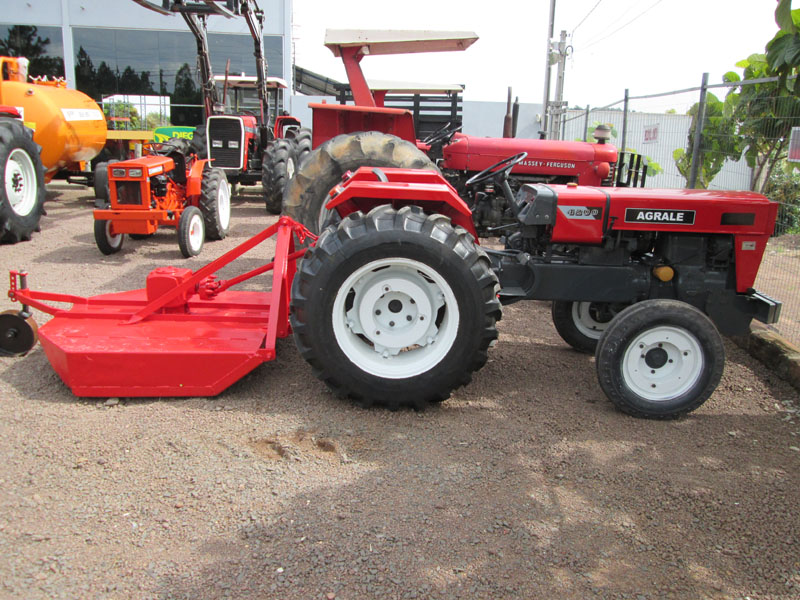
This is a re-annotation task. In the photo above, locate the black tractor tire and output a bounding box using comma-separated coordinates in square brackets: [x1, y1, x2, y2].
[595, 299, 724, 419]
[159, 136, 191, 156]
[93, 159, 120, 205]
[177, 205, 205, 258]
[290, 204, 502, 410]
[552, 300, 629, 354]
[262, 139, 297, 214]
[283, 131, 437, 234]
[0, 119, 45, 244]
[189, 124, 207, 159]
[94, 218, 125, 255]
[199, 167, 230, 240]
[289, 127, 312, 166]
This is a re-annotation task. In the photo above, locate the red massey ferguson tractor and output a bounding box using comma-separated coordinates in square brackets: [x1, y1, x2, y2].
[2, 152, 782, 419]
[133, 0, 309, 213]
[284, 30, 647, 237]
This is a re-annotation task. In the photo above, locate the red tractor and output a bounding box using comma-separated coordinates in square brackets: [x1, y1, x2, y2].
[285, 30, 646, 235]
[92, 138, 229, 258]
[3, 153, 781, 419]
[133, 0, 308, 213]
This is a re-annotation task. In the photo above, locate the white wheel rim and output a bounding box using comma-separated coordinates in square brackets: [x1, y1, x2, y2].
[572, 302, 620, 340]
[6, 149, 37, 217]
[217, 178, 230, 230]
[332, 258, 460, 379]
[105, 221, 123, 249]
[188, 213, 204, 251]
[287, 157, 296, 180]
[622, 325, 704, 401]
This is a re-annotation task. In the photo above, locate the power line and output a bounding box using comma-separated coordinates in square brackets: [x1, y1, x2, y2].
[571, 0, 604, 36]
[580, 0, 665, 50]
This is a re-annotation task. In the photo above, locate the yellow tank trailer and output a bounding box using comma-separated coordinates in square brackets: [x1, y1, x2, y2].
[0, 56, 106, 243]
[0, 57, 106, 181]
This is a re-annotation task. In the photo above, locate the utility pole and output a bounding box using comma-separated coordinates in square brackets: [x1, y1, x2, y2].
[541, 0, 556, 138]
[548, 29, 568, 140]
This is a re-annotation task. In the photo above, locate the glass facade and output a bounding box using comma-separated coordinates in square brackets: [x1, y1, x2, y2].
[0, 24, 65, 79]
[71, 28, 283, 125]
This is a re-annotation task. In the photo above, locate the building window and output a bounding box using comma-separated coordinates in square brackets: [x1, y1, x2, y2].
[72, 27, 282, 126]
[0, 25, 64, 79]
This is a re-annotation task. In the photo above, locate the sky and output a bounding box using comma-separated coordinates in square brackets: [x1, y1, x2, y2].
[291, 0, 780, 113]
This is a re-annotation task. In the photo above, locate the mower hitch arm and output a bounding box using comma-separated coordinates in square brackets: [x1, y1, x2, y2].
[126, 216, 315, 324]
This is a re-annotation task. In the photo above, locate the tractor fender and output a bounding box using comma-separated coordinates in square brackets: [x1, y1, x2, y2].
[186, 158, 211, 197]
[325, 166, 478, 239]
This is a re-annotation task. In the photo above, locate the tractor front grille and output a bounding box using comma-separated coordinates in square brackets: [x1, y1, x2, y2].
[207, 117, 244, 170]
[114, 181, 143, 206]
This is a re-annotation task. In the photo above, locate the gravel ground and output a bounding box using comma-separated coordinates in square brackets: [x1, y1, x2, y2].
[1, 184, 799, 600]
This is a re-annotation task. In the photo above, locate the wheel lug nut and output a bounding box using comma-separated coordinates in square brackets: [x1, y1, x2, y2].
[406, 315, 412, 321]
[389, 321, 395, 327]
[375, 310, 381, 315]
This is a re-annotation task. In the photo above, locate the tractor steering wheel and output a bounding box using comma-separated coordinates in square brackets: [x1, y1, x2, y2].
[422, 122, 462, 146]
[465, 152, 527, 187]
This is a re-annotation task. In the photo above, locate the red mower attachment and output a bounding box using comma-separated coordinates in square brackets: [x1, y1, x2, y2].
[6, 217, 315, 397]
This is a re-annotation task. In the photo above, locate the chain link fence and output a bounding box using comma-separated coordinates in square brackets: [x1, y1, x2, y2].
[558, 76, 800, 347]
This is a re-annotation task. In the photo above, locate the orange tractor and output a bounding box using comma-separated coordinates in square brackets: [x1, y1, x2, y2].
[92, 138, 229, 258]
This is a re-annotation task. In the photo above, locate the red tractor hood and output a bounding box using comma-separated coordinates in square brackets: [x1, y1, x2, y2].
[442, 133, 618, 185]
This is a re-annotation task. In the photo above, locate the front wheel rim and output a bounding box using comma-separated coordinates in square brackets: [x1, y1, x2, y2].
[105, 221, 123, 249]
[572, 301, 615, 340]
[332, 258, 460, 379]
[188, 213, 203, 251]
[6, 149, 37, 217]
[622, 325, 704, 401]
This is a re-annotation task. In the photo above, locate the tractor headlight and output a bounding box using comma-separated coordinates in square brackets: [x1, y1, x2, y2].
[128, 168, 143, 178]
[112, 168, 126, 178]
[228, 140, 239, 149]
[212, 140, 223, 148]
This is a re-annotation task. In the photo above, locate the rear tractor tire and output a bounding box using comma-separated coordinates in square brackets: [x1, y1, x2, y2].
[595, 299, 724, 419]
[290, 205, 502, 410]
[177, 205, 205, 258]
[199, 167, 230, 240]
[189, 124, 207, 159]
[283, 131, 437, 234]
[262, 139, 297, 214]
[288, 126, 312, 166]
[552, 300, 629, 353]
[0, 119, 45, 244]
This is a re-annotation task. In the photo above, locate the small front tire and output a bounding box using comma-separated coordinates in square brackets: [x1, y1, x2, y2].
[94, 219, 124, 255]
[595, 299, 724, 419]
[177, 205, 205, 258]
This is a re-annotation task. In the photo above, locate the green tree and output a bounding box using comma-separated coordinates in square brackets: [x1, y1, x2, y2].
[724, 54, 800, 193]
[765, 0, 800, 92]
[672, 93, 741, 189]
[103, 101, 140, 130]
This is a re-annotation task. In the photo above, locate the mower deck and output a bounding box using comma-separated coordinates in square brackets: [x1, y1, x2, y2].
[36, 288, 275, 397]
[7, 217, 314, 398]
